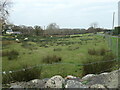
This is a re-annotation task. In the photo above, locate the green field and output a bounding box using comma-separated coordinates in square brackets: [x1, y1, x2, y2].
[2, 33, 116, 83]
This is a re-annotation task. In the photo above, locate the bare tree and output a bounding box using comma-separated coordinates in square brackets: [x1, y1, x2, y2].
[0, 0, 12, 31]
[34, 25, 43, 36]
[46, 23, 59, 30]
[90, 22, 98, 28]
[46, 23, 60, 35]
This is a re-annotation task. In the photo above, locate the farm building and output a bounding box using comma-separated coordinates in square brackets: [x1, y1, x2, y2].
[6, 29, 21, 35]
[12, 32, 21, 35]
[6, 29, 13, 34]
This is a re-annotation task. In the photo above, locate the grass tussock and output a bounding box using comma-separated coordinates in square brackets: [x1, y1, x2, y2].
[53, 48, 62, 51]
[42, 55, 62, 64]
[2, 65, 42, 84]
[2, 50, 19, 60]
[88, 48, 107, 56]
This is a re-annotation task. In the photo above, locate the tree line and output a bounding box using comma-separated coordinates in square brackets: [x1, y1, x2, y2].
[0, 0, 110, 36]
[2, 23, 109, 36]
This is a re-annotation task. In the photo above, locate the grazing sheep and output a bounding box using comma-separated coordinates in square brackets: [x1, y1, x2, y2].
[24, 38, 28, 41]
[15, 39, 20, 43]
[15, 39, 19, 41]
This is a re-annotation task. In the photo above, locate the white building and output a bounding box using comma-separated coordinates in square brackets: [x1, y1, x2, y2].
[118, 1, 120, 26]
[6, 29, 13, 34]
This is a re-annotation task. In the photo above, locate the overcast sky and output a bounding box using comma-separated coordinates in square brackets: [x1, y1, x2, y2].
[9, 0, 119, 29]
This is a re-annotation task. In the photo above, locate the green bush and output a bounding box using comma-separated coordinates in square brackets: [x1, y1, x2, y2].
[42, 55, 62, 64]
[2, 65, 42, 84]
[82, 52, 117, 76]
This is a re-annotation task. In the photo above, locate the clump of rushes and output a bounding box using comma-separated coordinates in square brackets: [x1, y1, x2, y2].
[42, 55, 62, 64]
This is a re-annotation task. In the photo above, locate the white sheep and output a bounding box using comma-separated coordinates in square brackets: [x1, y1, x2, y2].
[24, 38, 28, 40]
[15, 39, 19, 41]
[15, 39, 20, 43]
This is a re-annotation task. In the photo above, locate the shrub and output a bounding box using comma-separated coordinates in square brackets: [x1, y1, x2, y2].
[82, 52, 117, 76]
[2, 65, 42, 84]
[42, 55, 62, 64]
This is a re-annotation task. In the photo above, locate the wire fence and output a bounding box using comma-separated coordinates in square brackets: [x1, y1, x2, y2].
[105, 32, 119, 60]
[1, 58, 119, 74]
[96, 65, 119, 74]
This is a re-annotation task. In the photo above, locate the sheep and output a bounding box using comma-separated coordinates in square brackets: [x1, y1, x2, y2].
[15, 39, 19, 41]
[15, 39, 20, 43]
[24, 38, 28, 41]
